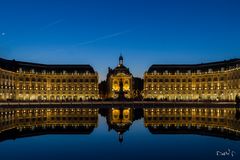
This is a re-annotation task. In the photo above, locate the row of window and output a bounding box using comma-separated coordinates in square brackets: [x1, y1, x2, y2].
[146, 77, 227, 83]
[18, 68, 93, 75]
[145, 91, 223, 94]
[146, 117, 225, 122]
[150, 65, 239, 74]
[0, 71, 98, 82]
[17, 91, 97, 94]
[16, 86, 97, 90]
[16, 78, 97, 83]
[145, 109, 226, 114]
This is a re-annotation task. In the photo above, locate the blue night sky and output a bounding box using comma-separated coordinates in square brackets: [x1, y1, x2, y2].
[0, 0, 240, 80]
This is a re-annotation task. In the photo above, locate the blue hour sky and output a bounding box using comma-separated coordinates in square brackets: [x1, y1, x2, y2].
[0, 0, 240, 80]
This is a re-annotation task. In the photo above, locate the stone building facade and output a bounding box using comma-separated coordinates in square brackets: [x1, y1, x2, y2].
[0, 58, 99, 101]
[144, 59, 240, 101]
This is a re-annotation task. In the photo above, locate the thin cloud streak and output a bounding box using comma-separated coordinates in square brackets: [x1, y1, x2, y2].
[74, 30, 131, 46]
[40, 19, 64, 31]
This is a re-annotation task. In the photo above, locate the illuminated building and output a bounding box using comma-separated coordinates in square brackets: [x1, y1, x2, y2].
[0, 58, 99, 101]
[1, 56, 240, 102]
[144, 59, 240, 101]
[106, 55, 133, 99]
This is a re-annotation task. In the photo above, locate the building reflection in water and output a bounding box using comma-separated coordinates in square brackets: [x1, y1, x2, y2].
[99, 107, 142, 143]
[0, 108, 98, 141]
[144, 107, 240, 139]
[0, 106, 240, 142]
[106, 108, 133, 143]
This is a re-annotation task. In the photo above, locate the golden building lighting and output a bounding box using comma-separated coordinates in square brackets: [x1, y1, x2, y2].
[144, 108, 240, 136]
[0, 58, 99, 101]
[144, 59, 240, 101]
[106, 107, 134, 142]
[1, 56, 240, 102]
[0, 108, 98, 136]
[106, 55, 133, 99]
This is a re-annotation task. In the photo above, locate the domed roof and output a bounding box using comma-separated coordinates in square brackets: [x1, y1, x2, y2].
[110, 65, 131, 75]
[107, 55, 132, 76]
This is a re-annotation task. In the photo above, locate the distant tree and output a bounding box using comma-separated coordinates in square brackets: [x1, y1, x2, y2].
[99, 80, 107, 99]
